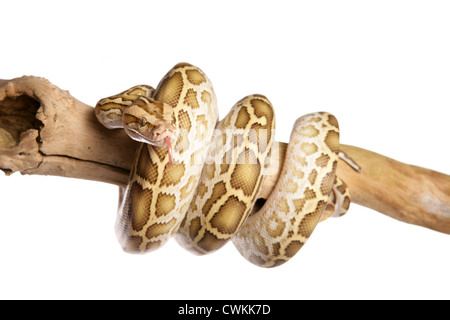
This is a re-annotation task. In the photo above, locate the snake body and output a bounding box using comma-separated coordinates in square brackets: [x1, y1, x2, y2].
[95, 63, 351, 267]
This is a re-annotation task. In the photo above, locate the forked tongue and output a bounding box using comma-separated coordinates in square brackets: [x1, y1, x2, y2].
[164, 136, 173, 166]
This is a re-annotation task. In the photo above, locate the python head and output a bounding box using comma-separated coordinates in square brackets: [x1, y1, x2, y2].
[122, 96, 178, 164]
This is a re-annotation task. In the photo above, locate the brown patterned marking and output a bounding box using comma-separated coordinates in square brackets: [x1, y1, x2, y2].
[220, 162, 229, 175]
[197, 230, 227, 252]
[284, 241, 304, 258]
[178, 109, 192, 131]
[128, 86, 153, 96]
[136, 145, 158, 184]
[180, 175, 197, 200]
[145, 218, 178, 239]
[160, 162, 185, 186]
[272, 242, 281, 256]
[184, 88, 200, 109]
[308, 169, 318, 185]
[202, 182, 227, 216]
[210, 196, 247, 235]
[337, 180, 348, 194]
[131, 96, 166, 117]
[301, 142, 318, 155]
[250, 97, 270, 112]
[155, 193, 176, 217]
[251, 97, 273, 125]
[204, 163, 216, 180]
[230, 149, 260, 197]
[299, 125, 319, 137]
[343, 196, 351, 210]
[186, 69, 206, 85]
[315, 153, 330, 168]
[320, 161, 337, 195]
[129, 182, 152, 231]
[266, 213, 286, 238]
[322, 202, 335, 220]
[96, 101, 127, 112]
[188, 217, 202, 240]
[298, 200, 326, 238]
[124, 236, 143, 252]
[293, 198, 306, 212]
[254, 233, 269, 255]
[234, 107, 250, 129]
[278, 198, 290, 213]
[327, 114, 339, 128]
[153, 145, 168, 162]
[145, 240, 162, 251]
[154, 71, 184, 108]
[187, 200, 197, 213]
[324, 130, 340, 153]
[122, 113, 139, 126]
[201, 90, 212, 104]
[196, 182, 208, 198]
[96, 85, 153, 114]
[304, 187, 316, 200]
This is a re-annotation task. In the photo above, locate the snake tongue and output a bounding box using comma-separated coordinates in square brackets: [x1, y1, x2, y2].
[164, 136, 173, 166]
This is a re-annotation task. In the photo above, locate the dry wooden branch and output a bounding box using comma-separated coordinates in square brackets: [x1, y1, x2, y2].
[1, 76, 449, 234]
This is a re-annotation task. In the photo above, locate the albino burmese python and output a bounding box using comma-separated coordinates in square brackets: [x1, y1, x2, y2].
[95, 63, 356, 268]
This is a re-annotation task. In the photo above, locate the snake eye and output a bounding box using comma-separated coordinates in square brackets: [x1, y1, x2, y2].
[139, 117, 147, 127]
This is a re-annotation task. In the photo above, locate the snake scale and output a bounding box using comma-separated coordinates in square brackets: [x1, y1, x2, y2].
[95, 63, 354, 268]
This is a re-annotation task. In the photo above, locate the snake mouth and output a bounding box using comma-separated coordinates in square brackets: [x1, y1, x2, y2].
[124, 126, 175, 165]
[124, 125, 171, 144]
[151, 128, 177, 146]
[124, 126, 155, 145]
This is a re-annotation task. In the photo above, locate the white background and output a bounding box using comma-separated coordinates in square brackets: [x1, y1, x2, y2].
[1, 0, 449, 299]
